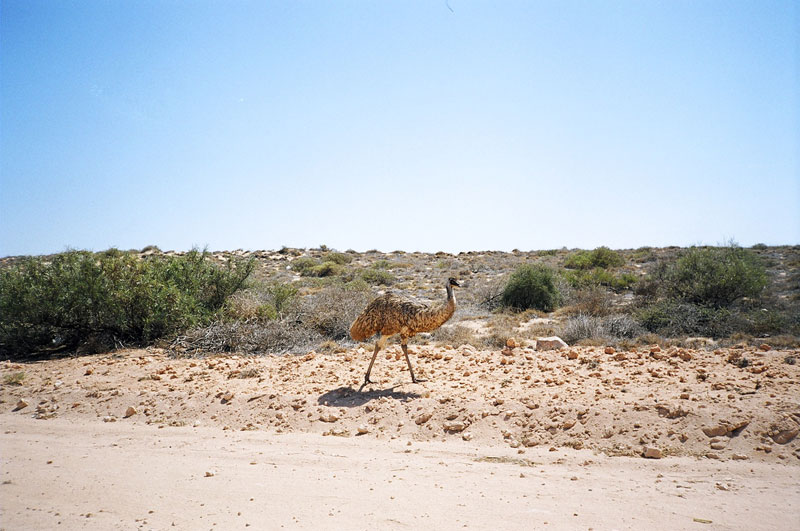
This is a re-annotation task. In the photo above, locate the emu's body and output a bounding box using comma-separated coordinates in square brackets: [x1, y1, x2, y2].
[350, 278, 459, 388]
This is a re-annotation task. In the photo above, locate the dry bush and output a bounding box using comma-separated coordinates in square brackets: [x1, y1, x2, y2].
[431, 324, 478, 347]
[172, 320, 322, 355]
[559, 313, 643, 344]
[561, 286, 614, 316]
[299, 284, 371, 340]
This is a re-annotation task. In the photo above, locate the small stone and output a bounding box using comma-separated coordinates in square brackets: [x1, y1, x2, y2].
[356, 425, 369, 435]
[506, 338, 518, 349]
[319, 413, 339, 423]
[443, 422, 466, 433]
[604, 346, 616, 355]
[614, 353, 627, 361]
[462, 432, 473, 441]
[536, 337, 568, 351]
[222, 392, 234, 402]
[680, 351, 692, 361]
[415, 412, 433, 425]
[205, 471, 215, 477]
[643, 447, 663, 459]
[759, 344, 771, 352]
[14, 399, 28, 411]
[771, 428, 799, 445]
[680, 393, 690, 400]
[702, 425, 728, 438]
[567, 351, 578, 360]
[124, 406, 137, 418]
[84, 368, 93, 376]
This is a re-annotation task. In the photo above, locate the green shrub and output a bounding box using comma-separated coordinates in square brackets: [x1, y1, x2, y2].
[564, 246, 624, 270]
[360, 268, 395, 286]
[0, 249, 254, 358]
[289, 257, 319, 275]
[501, 264, 561, 312]
[663, 245, 767, 307]
[562, 268, 637, 291]
[323, 252, 353, 265]
[310, 261, 346, 277]
[266, 282, 298, 317]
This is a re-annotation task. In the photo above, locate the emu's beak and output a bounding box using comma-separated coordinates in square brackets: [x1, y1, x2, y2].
[452, 279, 461, 287]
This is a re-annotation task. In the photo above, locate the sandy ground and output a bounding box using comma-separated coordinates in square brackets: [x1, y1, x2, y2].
[1, 343, 799, 529]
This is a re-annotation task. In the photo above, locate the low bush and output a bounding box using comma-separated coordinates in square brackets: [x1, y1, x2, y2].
[564, 246, 625, 270]
[559, 313, 643, 344]
[634, 300, 735, 338]
[323, 252, 353, 265]
[300, 283, 371, 339]
[0, 249, 254, 358]
[662, 244, 767, 307]
[360, 268, 395, 286]
[501, 264, 561, 312]
[562, 268, 637, 291]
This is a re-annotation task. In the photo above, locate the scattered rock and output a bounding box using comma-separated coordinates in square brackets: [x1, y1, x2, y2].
[759, 344, 772, 352]
[124, 406, 137, 418]
[604, 346, 615, 355]
[567, 351, 579, 360]
[14, 399, 28, 411]
[356, 425, 369, 435]
[536, 337, 568, 351]
[506, 338, 518, 349]
[205, 471, 215, 477]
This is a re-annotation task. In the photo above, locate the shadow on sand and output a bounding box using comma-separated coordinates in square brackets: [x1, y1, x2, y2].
[317, 385, 420, 408]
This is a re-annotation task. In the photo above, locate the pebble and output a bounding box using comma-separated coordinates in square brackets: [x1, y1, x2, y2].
[15, 399, 28, 410]
[415, 412, 433, 425]
[124, 406, 137, 418]
[604, 346, 616, 355]
[356, 425, 369, 435]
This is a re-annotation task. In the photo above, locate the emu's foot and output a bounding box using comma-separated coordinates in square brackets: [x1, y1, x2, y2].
[411, 376, 428, 384]
[359, 376, 374, 392]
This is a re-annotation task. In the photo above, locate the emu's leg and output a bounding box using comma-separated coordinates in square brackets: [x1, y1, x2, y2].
[360, 335, 385, 390]
[401, 340, 427, 383]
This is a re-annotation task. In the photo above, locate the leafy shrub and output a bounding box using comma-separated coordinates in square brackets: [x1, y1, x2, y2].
[564, 247, 624, 270]
[662, 245, 767, 307]
[323, 252, 353, 265]
[310, 261, 346, 277]
[0, 249, 254, 358]
[562, 268, 637, 291]
[289, 257, 319, 275]
[360, 268, 395, 286]
[501, 264, 561, 312]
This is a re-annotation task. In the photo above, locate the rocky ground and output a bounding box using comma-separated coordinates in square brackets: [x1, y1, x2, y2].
[2, 341, 799, 529]
[3, 342, 798, 461]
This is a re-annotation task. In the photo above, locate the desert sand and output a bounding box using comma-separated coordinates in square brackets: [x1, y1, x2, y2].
[2, 343, 799, 529]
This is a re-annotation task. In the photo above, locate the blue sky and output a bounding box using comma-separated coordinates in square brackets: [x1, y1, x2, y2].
[1, 1, 798, 256]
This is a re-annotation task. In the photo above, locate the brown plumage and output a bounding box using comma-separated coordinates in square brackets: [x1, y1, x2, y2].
[350, 277, 460, 388]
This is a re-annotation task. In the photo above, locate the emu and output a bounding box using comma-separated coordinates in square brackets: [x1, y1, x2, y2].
[350, 277, 459, 389]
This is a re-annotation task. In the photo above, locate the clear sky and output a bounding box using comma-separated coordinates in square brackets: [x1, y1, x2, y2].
[1, 1, 798, 256]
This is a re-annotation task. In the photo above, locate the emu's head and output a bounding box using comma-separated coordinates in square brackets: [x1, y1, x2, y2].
[447, 277, 461, 288]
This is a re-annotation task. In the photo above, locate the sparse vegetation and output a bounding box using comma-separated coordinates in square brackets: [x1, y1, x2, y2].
[1, 243, 796, 356]
[3, 371, 26, 385]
